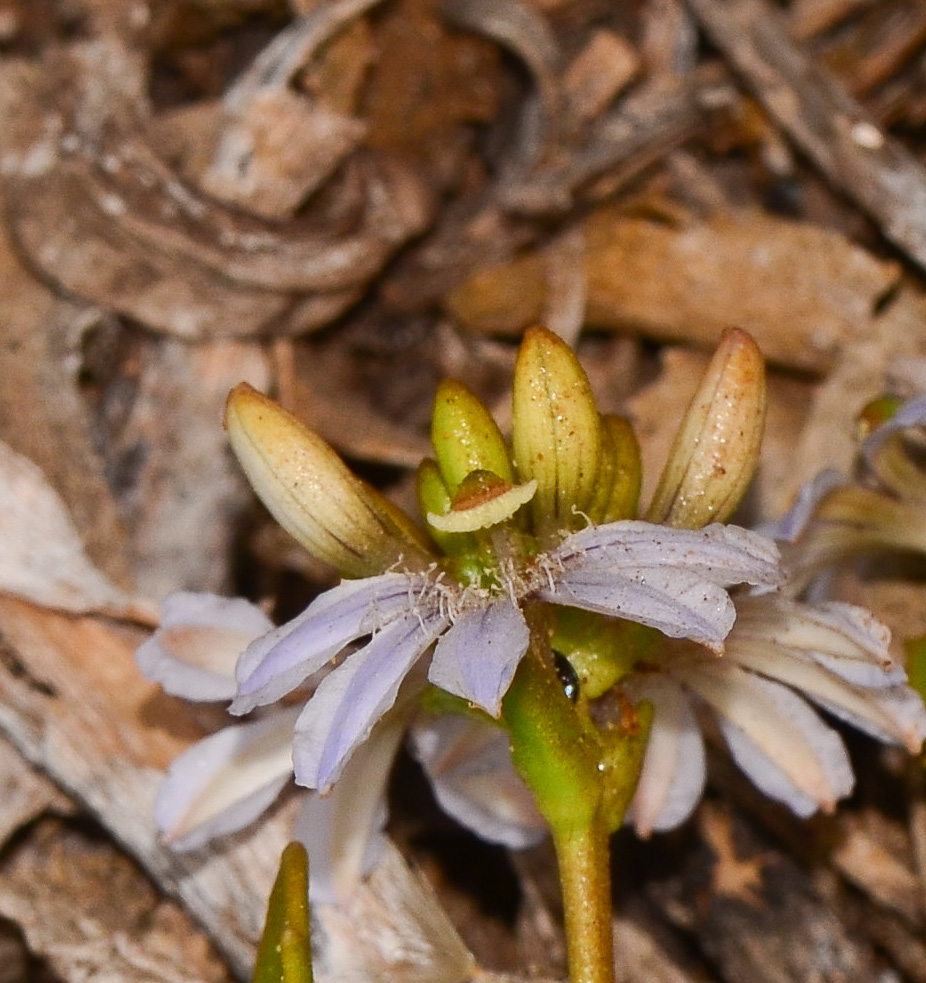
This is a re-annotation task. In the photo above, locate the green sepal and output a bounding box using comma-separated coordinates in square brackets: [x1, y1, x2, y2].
[598, 700, 653, 833]
[431, 380, 514, 492]
[550, 607, 659, 701]
[512, 327, 602, 537]
[503, 629, 602, 835]
[252, 842, 314, 983]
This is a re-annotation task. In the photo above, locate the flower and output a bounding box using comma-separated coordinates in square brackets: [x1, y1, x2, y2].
[771, 396, 926, 586]
[230, 521, 779, 794]
[624, 593, 926, 836]
[136, 590, 406, 903]
[224, 328, 782, 796]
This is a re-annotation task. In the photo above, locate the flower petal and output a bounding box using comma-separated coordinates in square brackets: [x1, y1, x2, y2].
[137, 592, 273, 701]
[293, 707, 407, 905]
[623, 675, 705, 837]
[294, 612, 448, 792]
[678, 663, 853, 815]
[727, 639, 923, 749]
[232, 572, 420, 713]
[554, 521, 781, 588]
[542, 565, 738, 652]
[732, 595, 896, 683]
[411, 714, 547, 849]
[155, 707, 300, 851]
[757, 469, 846, 542]
[428, 597, 530, 716]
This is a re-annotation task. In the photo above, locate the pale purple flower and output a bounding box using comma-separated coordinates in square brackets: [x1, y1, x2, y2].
[768, 397, 926, 585]
[230, 521, 781, 794]
[625, 594, 926, 836]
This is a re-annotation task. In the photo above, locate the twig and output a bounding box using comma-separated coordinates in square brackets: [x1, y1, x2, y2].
[685, 0, 926, 273]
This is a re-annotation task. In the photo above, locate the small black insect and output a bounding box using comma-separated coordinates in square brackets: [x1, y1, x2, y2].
[553, 652, 580, 702]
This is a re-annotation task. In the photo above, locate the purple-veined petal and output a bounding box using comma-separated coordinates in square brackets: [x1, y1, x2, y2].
[411, 714, 547, 849]
[725, 639, 922, 749]
[553, 521, 781, 589]
[294, 611, 449, 792]
[136, 592, 273, 701]
[541, 566, 737, 653]
[732, 595, 895, 682]
[294, 707, 407, 905]
[232, 572, 422, 713]
[154, 706, 300, 851]
[428, 597, 530, 716]
[623, 675, 705, 838]
[678, 663, 853, 815]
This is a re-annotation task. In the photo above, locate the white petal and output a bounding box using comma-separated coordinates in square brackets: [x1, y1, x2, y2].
[137, 592, 273, 701]
[623, 675, 705, 837]
[294, 707, 407, 905]
[294, 611, 448, 792]
[733, 595, 895, 682]
[543, 566, 737, 652]
[232, 572, 418, 713]
[427, 597, 529, 716]
[155, 706, 299, 851]
[411, 714, 547, 849]
[679, 663, 853, 815]
[726, 638, 923, 749]
[811, 683, 926, 753]
[861, 396, 926, 466]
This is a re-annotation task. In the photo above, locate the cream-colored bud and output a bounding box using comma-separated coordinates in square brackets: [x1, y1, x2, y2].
[647, 329, 766, 528]
[226, 384, 431, 577]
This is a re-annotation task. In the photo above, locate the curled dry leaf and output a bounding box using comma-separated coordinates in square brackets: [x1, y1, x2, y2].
[200, 0, 383, 219]
[0, 34, 432, 340]
[0, 438, 155, 621]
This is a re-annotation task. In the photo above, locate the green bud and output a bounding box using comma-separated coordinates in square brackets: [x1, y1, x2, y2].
[428, 470, 538, 533]
[647, 328, 766, 529]
[431, 380, 514, 492]
[512, 327, 602, 537]
[252, 842, 314, 983]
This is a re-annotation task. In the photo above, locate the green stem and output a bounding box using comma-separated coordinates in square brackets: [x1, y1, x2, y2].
[553, 818, 615, 983]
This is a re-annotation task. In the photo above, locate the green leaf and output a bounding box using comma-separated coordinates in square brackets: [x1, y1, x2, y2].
[252, 842, 314, 983]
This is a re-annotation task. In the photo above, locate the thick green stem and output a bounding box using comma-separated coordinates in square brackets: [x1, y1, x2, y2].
[553, 819, 615, 983]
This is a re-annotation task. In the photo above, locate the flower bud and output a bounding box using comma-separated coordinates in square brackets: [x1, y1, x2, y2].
[647, 329, 766, 528]
[226, 383, 431, 578]
[431, 380, 513, 491]
[512, 327, 601, 536]
[587, 415, 642, 524]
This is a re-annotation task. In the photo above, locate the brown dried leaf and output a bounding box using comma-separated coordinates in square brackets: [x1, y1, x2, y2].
[448, 208, 900, 375]
[0, 39, 432, 340]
